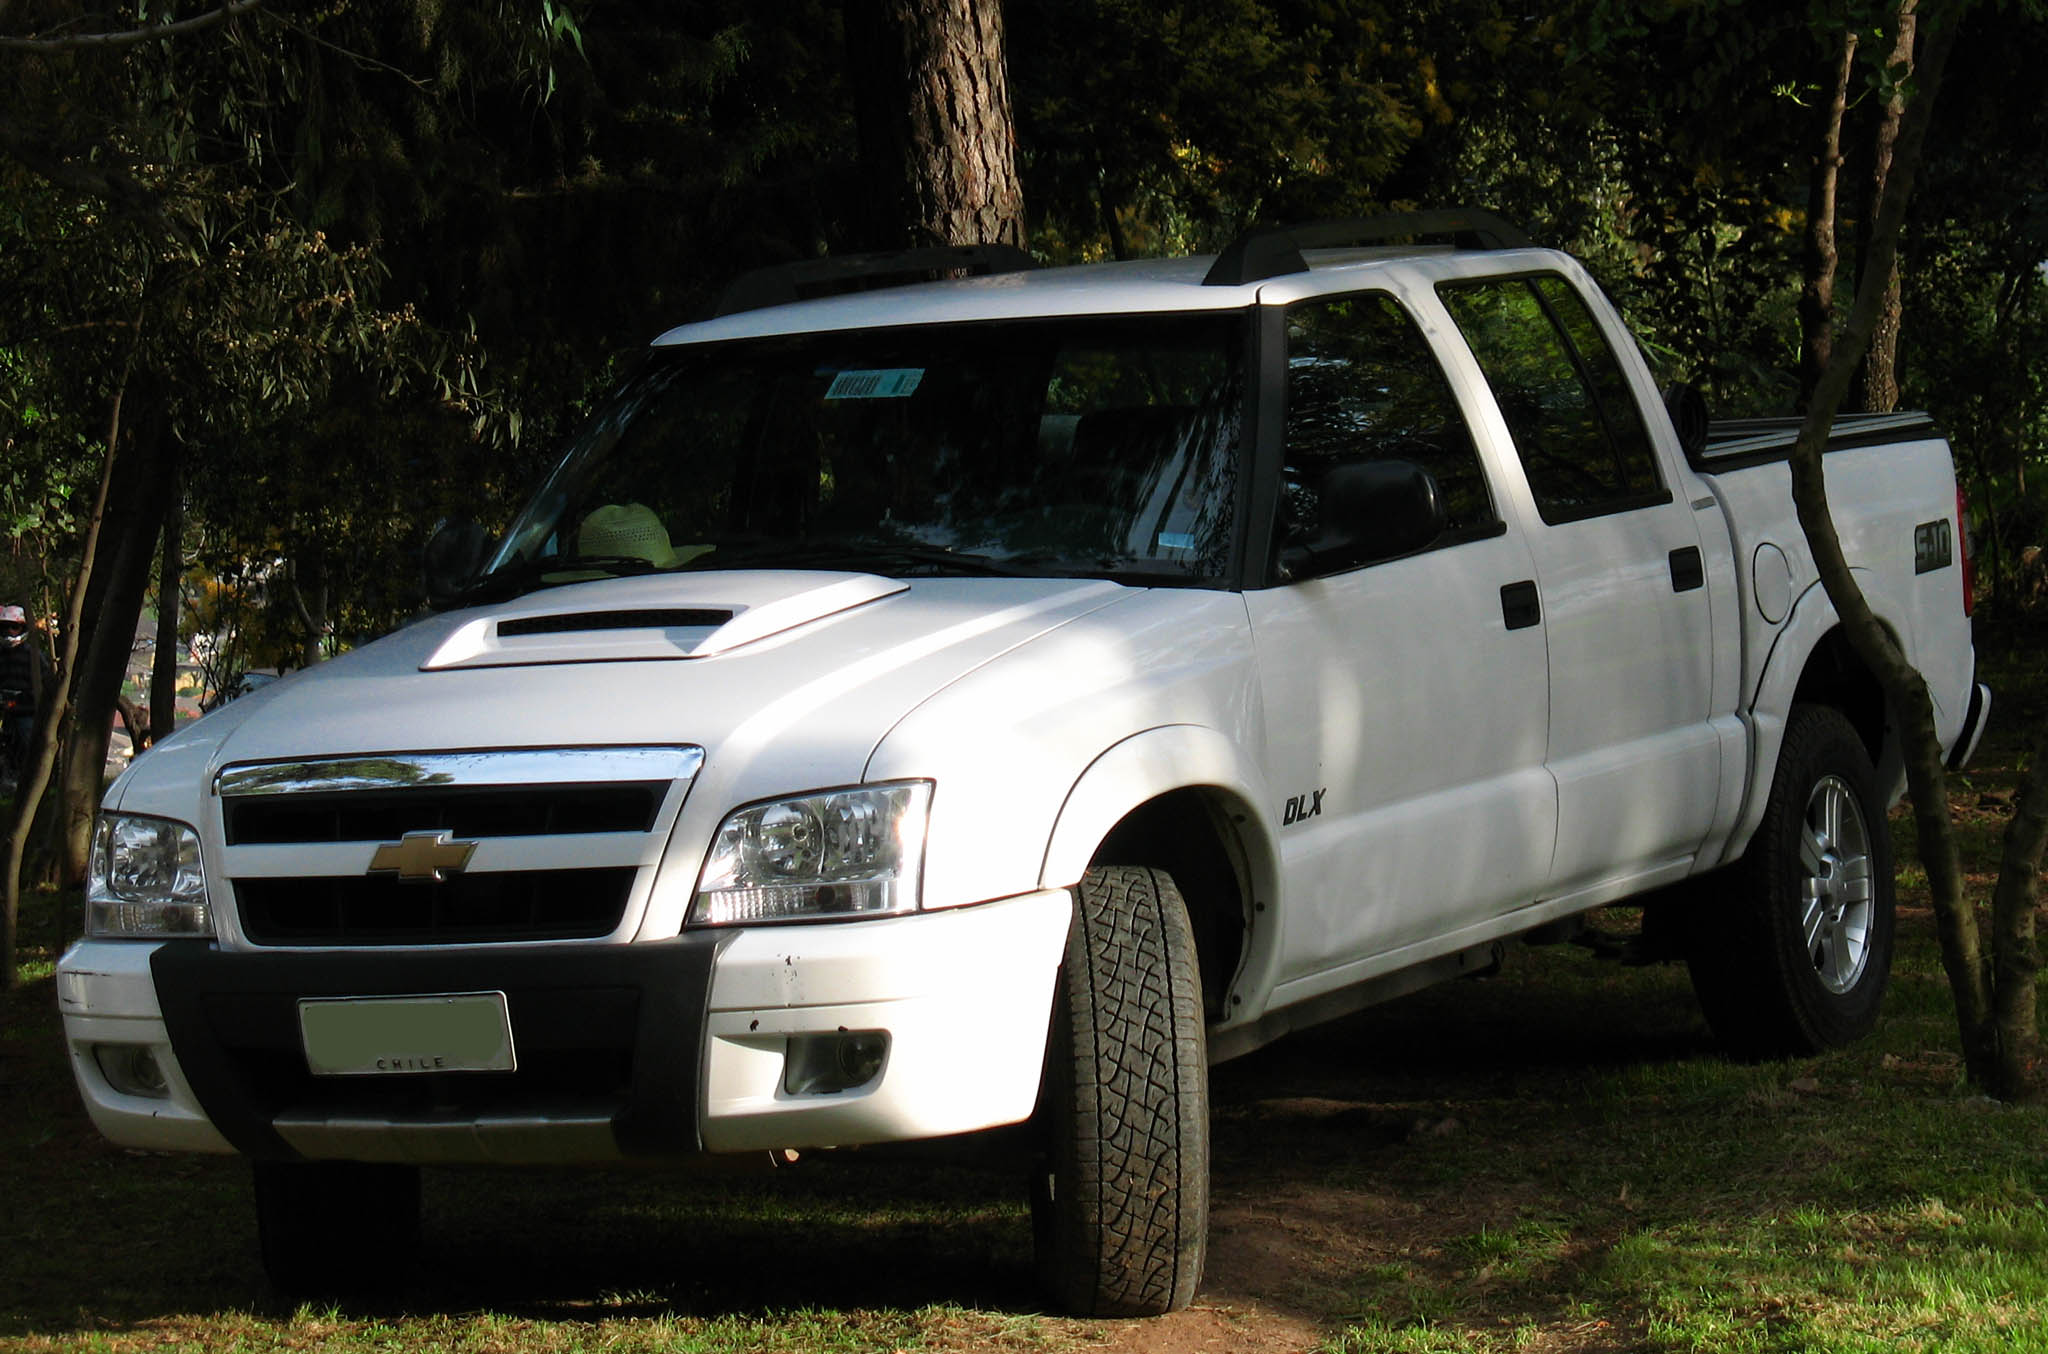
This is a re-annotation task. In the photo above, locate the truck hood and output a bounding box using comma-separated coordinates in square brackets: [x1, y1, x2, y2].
[417, 570, 912, 670]
[112, 570, 1132, 816]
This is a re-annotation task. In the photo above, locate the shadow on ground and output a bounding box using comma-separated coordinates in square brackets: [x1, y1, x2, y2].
[3, 922, 1731, 1351]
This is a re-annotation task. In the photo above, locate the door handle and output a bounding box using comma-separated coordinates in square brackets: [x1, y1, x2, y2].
[1500, 580, 1540, 630]
[1669, 546, 1705, 593]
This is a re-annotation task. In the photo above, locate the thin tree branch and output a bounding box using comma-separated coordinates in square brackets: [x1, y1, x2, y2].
[263, 11, 428, 88]
[0, 111, 162, 214]
[0, 319, 141, 348]
[1798, 28, 1857, 409]
[2, 312, 140, 991]
[1784, 0, 1982, 1080]
[0, 0, 260, 52]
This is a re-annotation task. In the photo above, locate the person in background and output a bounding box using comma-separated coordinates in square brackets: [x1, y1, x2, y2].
[0, 604, 54, 782]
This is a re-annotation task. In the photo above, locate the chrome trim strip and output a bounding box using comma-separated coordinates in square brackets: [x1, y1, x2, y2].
[1702, 412, 1935, 461]
[221, 835, 654, 876]
[215, 747, 704, 798]
[273, 1109, 623, 1164]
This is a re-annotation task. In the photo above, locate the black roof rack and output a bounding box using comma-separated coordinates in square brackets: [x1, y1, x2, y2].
[1202, 209, 1536, 287]
[712, 244, 1040, 318]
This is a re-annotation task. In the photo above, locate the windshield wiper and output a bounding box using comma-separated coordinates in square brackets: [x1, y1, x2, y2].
[699, 537, 1045, 577]
[702, 538, 1203, 584]
[1049, 553, 1199, 585]
[458, 554, 672, 604]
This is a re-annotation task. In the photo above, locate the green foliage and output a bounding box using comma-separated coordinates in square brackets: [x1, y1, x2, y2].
[0, 342, 92, 618]
[1012, 0, 1560, 258]
[1903, 5, 2048, 607]
[3, 0, 2045, 667]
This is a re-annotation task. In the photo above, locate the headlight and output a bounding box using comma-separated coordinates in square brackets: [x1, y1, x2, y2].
[86, 814, 213, 938]
[690, 782, 932, 926]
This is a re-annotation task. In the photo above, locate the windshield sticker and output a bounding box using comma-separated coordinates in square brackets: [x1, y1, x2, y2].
[1155, 532, 1197, 551]
[824, 368, 925, 400]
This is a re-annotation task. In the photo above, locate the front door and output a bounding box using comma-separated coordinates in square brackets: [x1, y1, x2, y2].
[1245, 289, 1555, 991]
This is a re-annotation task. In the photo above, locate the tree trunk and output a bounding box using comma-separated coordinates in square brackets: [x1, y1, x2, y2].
[149, 477, 183, 745]
[57, 410, 175, 890]
[3, 376, 127, 991]
[1096, 153, 1131, 262]
[114, 694, 146, 756]
[1852, 0, 1918, 413]
[286, 546, 329, 670]
[1990, 737, 2048, 1097]
[1798, 29, 1858, 411]
[1781, 6, 2016, 1091]
[843, 0, 1027, 250]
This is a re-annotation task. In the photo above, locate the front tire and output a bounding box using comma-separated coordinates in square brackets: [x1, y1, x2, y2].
[1032, 866, 1208, 1317]
[1686, 703, 1896, 1057]
[254, 1160, 422, 1296]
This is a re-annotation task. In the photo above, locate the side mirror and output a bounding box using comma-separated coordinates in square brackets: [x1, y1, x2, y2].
[1664, 382, 1710, 463]
[423, 517, 491, 610]
[1281, 459, 1445, 579]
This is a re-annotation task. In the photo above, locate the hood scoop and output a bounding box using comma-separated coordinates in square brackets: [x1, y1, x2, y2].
[496, 608, 735, 638]
[422, 572, 907, 671]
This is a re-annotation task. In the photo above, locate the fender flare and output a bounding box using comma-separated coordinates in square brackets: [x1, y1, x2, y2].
[1729, 570, 1908, 865]
[1040, 724, 1278, 888]
[1040, 724, 1283, 1009]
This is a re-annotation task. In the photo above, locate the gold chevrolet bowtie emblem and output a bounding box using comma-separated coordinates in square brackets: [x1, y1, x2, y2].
[367, 830, 479, 883]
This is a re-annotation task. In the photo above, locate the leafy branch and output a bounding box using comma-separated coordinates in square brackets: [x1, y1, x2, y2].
[0, 0, 262, 53]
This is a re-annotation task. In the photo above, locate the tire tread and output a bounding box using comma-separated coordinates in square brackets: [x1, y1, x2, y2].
[1037, 866, 1207, 1317]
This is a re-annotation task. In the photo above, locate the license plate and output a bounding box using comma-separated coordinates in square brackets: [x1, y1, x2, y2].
[298, 991, 517, 1076]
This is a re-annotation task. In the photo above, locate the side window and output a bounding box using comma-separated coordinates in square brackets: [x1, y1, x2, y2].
[1278, 292, 1496, 580]
[1438, 274, 1665, 524]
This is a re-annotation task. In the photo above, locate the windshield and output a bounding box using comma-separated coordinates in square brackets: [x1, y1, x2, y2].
[476, 313, 1247, 597]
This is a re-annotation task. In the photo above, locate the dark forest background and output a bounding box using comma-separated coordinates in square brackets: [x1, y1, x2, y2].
[2, 0, 2043, 918]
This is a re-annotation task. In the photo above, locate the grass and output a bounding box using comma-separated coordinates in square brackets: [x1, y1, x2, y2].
[3, 616, 2045, 1353]
[1283, 615, 2048, 1354]
[1234, 958, 2048, 1353]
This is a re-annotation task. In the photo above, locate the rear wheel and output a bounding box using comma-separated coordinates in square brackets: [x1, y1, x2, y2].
[1686, 703, 1895, 1057]
[1032, 865, 1208, 1317]
[254, 1160, 421, 1296]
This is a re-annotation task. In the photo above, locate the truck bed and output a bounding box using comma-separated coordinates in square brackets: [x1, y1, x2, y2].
[1699, 411, 1939, 469]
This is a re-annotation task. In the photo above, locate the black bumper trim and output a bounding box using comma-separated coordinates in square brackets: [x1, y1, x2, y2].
[150, 935, 729, 1162]
[1946, 679, 1991, 773]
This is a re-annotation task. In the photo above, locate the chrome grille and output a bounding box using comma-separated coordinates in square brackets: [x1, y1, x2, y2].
[215, 748, 702, 947]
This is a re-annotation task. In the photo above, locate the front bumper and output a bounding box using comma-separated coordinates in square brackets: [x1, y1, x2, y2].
[57, 888, 1073, 1164]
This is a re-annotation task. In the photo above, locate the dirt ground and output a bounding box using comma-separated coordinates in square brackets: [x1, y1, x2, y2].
[1022, 942, 1721, 1354]
[6, 934, 1687, 1352]
[3, 889, 1991, 1354]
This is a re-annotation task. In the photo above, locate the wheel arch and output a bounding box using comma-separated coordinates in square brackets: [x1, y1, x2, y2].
[1733, 576, 1908, 865]
[1041, 726, 1279, 1024]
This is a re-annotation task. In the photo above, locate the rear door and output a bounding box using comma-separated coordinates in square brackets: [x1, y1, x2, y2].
[1433, 273, 1720, 899]
[1244, 288, 1556, 988]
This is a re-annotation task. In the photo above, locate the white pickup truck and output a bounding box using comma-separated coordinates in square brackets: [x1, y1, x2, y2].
[58, 211, 1988, 1317]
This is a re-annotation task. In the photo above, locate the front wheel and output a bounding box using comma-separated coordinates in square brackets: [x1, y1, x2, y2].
[1686, 703, 1896, 1057]
[1032, 865, 1208, 1317]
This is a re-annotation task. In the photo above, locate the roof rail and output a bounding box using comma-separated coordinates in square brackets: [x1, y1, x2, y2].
[712, 244, 1040, 318]
[1202, 209, 1535, 287]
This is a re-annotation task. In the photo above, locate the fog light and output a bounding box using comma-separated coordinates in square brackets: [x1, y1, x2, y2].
[782, 1031, 890, 1097]
[93, 1044, 170, 1099]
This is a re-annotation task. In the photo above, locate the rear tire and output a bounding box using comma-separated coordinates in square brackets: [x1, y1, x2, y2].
[1031, 865, 1208, 1317]
[254, 1160, 421, 1296]
[1686, 703, 1895, 1057]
